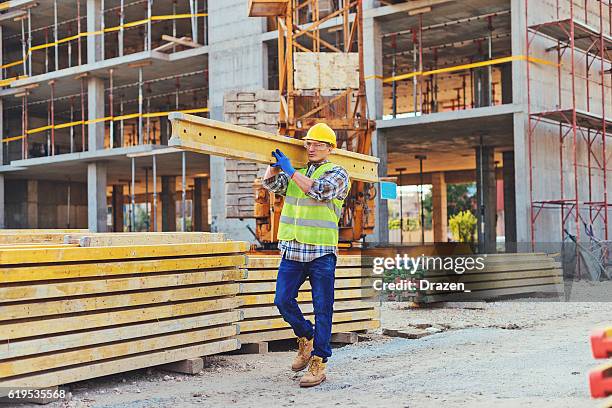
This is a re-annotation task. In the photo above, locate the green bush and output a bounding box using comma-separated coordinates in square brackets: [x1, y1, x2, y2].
[449, 210, 477, 243]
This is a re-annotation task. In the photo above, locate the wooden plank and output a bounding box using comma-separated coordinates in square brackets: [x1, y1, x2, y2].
[420, 284, 564, 303]
[0, 255, 247, 283]
[415, 269, 562, 283]
[240, 300, 377, 319]
[2, 325, 238, 378]
[240, 278, 373, 294]
[246, 255, 370, 268]
[239, 309, 379, 333]
[160, 358, 204, 375]
[241, 288, 377, 306]
[0, 269, 245, 303]
[0, 283, 241, 320]
[0, 297, 242, 340]
[2, 310, 241, 360]
[238, 320, 379, 343]
[168, 113, 379, 182]
[330, 332, 359, 344]
[64, 232, 227, 246]
[418, 263, 560, 277]
[161, 34, 201, 48]
[4, 325, 237, 377]
[154, 36, 190, 51]
[0, 338, 240, 392]
[244, 267, 372, 281]
[237, 342, 268, 354]
[0, 241, 249, 265]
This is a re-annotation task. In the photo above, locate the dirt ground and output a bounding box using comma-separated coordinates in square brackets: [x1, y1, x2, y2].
[13, 282, 612, 408]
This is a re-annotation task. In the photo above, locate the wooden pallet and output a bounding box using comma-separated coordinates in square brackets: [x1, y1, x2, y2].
[0, 234, 249, 395]
[238, 254, 380, 346]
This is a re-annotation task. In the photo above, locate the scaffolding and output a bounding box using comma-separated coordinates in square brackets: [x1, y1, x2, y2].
[525, 0, 612, 249]
[381, 10, 512, 117]
[0, 1, 210, 162]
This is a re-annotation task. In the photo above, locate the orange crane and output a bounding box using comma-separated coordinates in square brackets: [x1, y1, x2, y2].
[248, 0, 377, 246]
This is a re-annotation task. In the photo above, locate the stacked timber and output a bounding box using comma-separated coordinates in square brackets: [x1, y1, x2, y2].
[0, 229, 87, 245]
[223, 89, 280, 219]
[0, 232, 248, 394]
[239, 254, 380, 344]
[406, 252, 564, 303]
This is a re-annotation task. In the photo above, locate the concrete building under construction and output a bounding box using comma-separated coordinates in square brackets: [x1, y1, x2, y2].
[0, 0, 609, 251]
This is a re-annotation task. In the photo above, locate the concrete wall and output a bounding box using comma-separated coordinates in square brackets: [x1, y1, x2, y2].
[5, 180, 88, 228]
[207, 0, 268, 241]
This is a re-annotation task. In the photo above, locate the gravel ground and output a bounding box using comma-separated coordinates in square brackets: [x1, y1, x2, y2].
[10, 282, 612, 408]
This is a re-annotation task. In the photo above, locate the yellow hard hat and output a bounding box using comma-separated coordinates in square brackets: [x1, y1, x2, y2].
[303, 123, 337, 148]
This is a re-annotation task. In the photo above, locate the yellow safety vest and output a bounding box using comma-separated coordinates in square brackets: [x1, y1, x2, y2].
[277, 162, 347, 246]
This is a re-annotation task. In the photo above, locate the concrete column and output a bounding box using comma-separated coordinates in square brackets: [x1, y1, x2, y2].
[160, 116, 169, 145]
[112, 184, 124, 232]
[473, 67, 491, 108]
[363, 14, 388, 244]
[161, 176, 177, 231]
[475, 146, 497, 253]
[87, 0, 103, 64]
[503, 151, 517, 252]
[85, 0, 107, 232]
[27, 180, 38, 228]
[0, 175, 5, 228]
[511, 0, 531, 244]
[431, 172, 447, 242]
[193, 177, 210, 232]
[88, 162, 107, 232]
[88, 77, 105, 150]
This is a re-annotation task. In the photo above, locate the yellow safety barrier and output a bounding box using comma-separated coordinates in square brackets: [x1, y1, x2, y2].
[2, 107, 209, 143]
[0, 75, 28, 87]
[0, 13, 208, 71]
[365, 55, 558, 83]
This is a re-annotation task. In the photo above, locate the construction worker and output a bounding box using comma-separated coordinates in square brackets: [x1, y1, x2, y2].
[262, 123, 350, 387]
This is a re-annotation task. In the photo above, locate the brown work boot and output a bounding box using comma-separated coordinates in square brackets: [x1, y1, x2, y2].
[291, 337, 314, 371]
[299, 356, 327, 387]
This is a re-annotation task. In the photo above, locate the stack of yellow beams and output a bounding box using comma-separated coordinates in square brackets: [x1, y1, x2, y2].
[411, 253, 564, 303]
[238, 254, 380, 344]
[0, 232, 248, 393]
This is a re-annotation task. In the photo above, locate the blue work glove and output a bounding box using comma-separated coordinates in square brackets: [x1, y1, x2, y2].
[271, 149, 296, 178]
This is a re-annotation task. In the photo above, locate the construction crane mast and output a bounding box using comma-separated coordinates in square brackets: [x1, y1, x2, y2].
[249, 0, 377, 246]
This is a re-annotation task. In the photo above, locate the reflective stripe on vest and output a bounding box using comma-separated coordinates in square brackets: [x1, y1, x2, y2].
[277, 162, 347, 246]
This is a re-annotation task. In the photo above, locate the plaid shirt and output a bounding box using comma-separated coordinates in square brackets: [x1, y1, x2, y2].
[262, 160, 350, 262]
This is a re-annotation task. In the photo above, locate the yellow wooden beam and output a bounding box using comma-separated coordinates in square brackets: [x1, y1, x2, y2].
[1, 297, 242, 340]
[2, 311, 241, 360]
[0, 283, 241, 320]
[241, 288, 376, 306]
[0, 339, 239, 391]
[238, 320, 379, 343]
[0, 255, 247, 283]
[0, 241, 248, 265]
[244, 266, 371, 281]
[0, 269, 245, 303]
[240, 300, 377, 319]
[168, 113, 379, 182]
[239, 308, 379, 333]
[2, 325, 238, 377]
